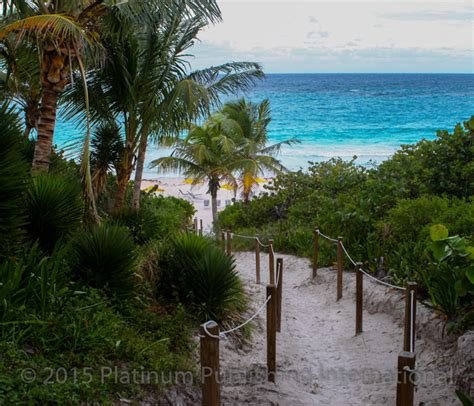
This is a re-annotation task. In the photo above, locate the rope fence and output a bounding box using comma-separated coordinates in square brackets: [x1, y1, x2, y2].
[199, 226, 417, 406]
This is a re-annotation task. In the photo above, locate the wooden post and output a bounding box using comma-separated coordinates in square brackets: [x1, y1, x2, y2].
[200, 322, 220, 406]
[313, 227, 319, 278]
[396, 351, 416, 406]
[355, 262, 363, 335]
[255, 238, 261, 284]
[199, 219, 203, 236]
[226, 231, 232, 256]
[194, 218, 198, 234]
[337, 237, 343, 301]
[276, 258, 283, 333]
[269, 239, 275, 285]
[221, 231, 226, 252]
[266, 284, 277, 382]
[403, 282, 417, 353]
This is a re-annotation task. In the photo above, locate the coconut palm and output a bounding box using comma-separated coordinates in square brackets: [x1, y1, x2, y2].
[0, 0, 221, 173]
[221, 98, 299, 202]
[131, 61, 264, 209]
[151, 114, 244, 228]
[63, 5, 262, 211]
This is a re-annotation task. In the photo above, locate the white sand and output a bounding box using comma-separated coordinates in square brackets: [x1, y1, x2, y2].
[141, 178, 268, 232]
[216, 251, 458, 405]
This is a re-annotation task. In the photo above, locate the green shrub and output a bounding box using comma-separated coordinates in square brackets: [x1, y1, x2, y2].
[0, 243, 70, 329]
[25, 174, 83, 251]
[70, 224, 137, 300]
[419, 225, 474, 332]
[0, 104, 29, 256]
[158, 233, 245, 321]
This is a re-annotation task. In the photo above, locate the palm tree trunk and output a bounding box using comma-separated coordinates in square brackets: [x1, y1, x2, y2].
[132, 133, 148, 210]
[114, 145, 134, 211]
[210, 187, 218, 231]
[32, 51, 69, 173]
[32, 86, 58, 172]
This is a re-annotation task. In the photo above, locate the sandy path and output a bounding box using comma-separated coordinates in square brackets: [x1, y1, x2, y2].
[218, 252, 458, 405]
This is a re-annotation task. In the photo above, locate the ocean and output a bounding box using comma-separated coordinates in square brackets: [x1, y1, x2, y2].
[55, 73, 474, 178]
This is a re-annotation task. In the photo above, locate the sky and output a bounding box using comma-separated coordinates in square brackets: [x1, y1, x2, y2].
[190, 0, 473, 73]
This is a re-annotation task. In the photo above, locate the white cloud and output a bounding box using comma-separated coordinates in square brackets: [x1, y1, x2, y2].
[190, 1, 473, 72]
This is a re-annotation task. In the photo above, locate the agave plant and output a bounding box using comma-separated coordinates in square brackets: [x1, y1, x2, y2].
[26, 174, 83, 251]
[70, 224, 137, 300]
[158, 233, 244, 321]
[0, 103, 29, 256]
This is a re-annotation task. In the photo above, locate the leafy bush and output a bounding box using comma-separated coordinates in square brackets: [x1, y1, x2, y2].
[70, 224, 137, 300]
[112, 194, 194, 243]
[25, 174, 83, 251]
[158, 233, 245, 321]
[0, 243, 70, 329]
[218, 117, 474, 330]
[418, 225, 474, 332]
[0, 104, 29, 256]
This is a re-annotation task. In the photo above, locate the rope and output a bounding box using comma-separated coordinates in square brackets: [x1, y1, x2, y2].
[359, 268, 406, 291]
[202, 295, 272, 339]
[230, 233, 270, 248]
[318, 229, 406, 291]
[232, 233, 256, 240]
[410, 290, 415, 353]
[340, 242, 357, 266]
[317, 230, 338, 243]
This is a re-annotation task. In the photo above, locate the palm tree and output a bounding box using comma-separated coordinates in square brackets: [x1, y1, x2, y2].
[0, 0, 221, 173]
[63, 6, 262, 211]
[221, 98, 299, 202]
[131, 61, 264, 209]
[151, 114, 244, 227]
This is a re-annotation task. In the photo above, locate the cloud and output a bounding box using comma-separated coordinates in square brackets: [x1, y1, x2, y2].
[380, 9, 472, 21]
[190, 40, 472, 73]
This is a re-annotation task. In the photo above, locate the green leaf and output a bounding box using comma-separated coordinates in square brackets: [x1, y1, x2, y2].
[466, 247, 474, 260]
[466, 266, 474, 285]
[430, 241, 452, 262]
[430, 224, 449, 241]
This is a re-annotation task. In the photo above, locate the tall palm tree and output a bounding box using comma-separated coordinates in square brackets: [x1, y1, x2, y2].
[131, 61, 264, 209]
[151, 114, 244, 227]
[0, 0, 220, 173]
[222, 98, 299, 202]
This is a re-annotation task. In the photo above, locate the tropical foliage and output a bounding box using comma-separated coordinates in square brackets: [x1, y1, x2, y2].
[219, 117, 474, 331]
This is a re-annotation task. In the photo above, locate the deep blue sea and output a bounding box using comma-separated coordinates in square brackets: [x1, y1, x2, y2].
[55, 73, 474, 178]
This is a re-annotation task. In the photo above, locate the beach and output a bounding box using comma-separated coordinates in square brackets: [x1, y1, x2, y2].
[141, 177, 270, 232]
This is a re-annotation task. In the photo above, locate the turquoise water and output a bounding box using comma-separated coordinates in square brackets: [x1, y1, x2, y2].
[55, 73, 474, 178]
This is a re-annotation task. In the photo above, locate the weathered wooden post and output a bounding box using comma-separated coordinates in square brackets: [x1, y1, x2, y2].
[268, 239, 275, 285]
[266, 284, 277, 382]
[337, 237, 343, 301]
[276, 258, 283, 333]
[313, 227, 319, 278]
[200, 322, 220, 406]
[355, 262, 363, 335]
[226, 231, 232, 256]
[403, 282, 417, 353]
[221, 231, 226, 252]
[255, 238, 261, 284]
[194, 218, 198, 234]
[199, 219, 203, 236]
[396, 351, 416, 406]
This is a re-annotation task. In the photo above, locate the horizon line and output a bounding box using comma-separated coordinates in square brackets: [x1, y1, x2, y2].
[262, 72, 474, 75]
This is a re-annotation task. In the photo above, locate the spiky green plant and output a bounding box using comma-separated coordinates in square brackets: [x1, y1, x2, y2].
[158, 233, 244, 321]
[0, 103, 29, 256]
[25, 174, 83, 251]
[70, 224, 137, 300]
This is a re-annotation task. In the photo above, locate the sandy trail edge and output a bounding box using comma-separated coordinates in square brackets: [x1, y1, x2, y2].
[217, 251, 458, 405]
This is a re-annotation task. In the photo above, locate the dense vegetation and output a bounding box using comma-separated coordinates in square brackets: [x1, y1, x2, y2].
[219, 117, 474, 333]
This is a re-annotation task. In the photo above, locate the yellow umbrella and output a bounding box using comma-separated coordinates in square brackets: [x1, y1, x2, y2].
[144, 185, 165, 193]
[255, 177, 267, 183]
[221, 183, 235, 191]
[183, 178, 194, 184]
